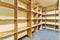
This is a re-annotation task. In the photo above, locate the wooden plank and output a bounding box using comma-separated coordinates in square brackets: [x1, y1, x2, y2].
[34, 6, 39, 32]
[0, 1, 39, 15]
[34, 20, 38, 32]
[42, 14, 58, 17]
[18, 0, 30, 5]
[0, 30, 14, 38]
[45, 8, 47, 28]
[43, 19, 58, 22]
[27, 0, 32, 37]
[0, 1, 16, 9]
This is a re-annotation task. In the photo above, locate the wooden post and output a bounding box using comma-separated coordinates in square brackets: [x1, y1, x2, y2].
[14, 0, 18, 40]
[27, 0, 32, 37]
[58, 0, 60, 40]
[59, 0, 60, 31]
[40, 8, 43, 30]
[45, 8, 47, 28]
[34, 5, 39, 32]
[54, 10, 56, 30]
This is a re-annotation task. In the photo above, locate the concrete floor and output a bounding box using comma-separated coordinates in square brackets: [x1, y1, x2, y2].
[19, 28, 58, 40]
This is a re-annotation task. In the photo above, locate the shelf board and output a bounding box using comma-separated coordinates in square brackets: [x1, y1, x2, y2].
[0, 1, 16, 9]
[18, 27, 31, 32]
[43, 12, 58, 15]
[42, 19, 58, 22]
[43, 22, 59, 25]
[38, 23, 42, 25]
[18, 0, 30, 5]
[0, 27, 31, 38]
[31, 18, 38, 20]
[0, 17, 27, 20]
[0, 1, 40, 14]
[0, 30, 14, 38]
[42, 17, 59, 20]
[18, 18, 27, 20]
[42, 14, 58, 17]
[32, 24, 37, 28]
[43, 27, 59, 31]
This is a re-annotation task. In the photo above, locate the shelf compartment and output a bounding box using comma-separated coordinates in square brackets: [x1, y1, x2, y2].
[0, 30, 14, 38]
[18, 0, 31, 5]
[42, 16, 59, 20]
[43, 22, 59, 25]
[0, 1, 16, 9]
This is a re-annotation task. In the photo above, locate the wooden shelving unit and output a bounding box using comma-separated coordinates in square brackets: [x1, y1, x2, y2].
[0, 0, 59, 40]
[42, 7, 59, 30]
[0, 0, 42, 40]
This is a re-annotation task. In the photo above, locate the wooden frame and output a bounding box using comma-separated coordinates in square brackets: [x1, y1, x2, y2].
[0, 0, 42, 40]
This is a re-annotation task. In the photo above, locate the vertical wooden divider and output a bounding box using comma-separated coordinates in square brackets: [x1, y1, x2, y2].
[27, 0, 32, 37]
[14, 0, 18, 40]
[39, 8, 43, 30]
[45, 8, 47, 28]
[41, 8, 43, 29]
[34, 6, 38, 32]
[58, 0, 60, 40]
[42, 8, 44, 28]
[54, 10, 56, 30]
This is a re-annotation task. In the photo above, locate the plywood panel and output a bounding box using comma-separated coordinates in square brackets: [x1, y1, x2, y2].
[18, 20, 27, 29]
[0, 6, 14, 17]
[18, 10, 27, 19]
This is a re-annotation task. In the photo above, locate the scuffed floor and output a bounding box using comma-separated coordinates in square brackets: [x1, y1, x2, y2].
[19, 28, 58, 40]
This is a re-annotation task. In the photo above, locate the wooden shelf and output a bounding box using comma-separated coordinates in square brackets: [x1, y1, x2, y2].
[18, 0, 31, 5]
[42, 19, 58, 22]
[42, 14, 58, 17]
[32, 24, 37, 28]
[0, 0, 42, 39]
[0, 1, 16, 9]
[18, 27, 31, 32]
[0, 1, 39, 14]
[43, 22, 59, 25]
[0, 30, 14, 38]
[42, 17, 59, 20]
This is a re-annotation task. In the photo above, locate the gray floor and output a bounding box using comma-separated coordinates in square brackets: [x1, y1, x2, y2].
[20, 28, 58, 40]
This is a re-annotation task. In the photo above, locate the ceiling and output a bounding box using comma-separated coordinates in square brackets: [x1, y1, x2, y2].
[31, 0, 58, 11]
